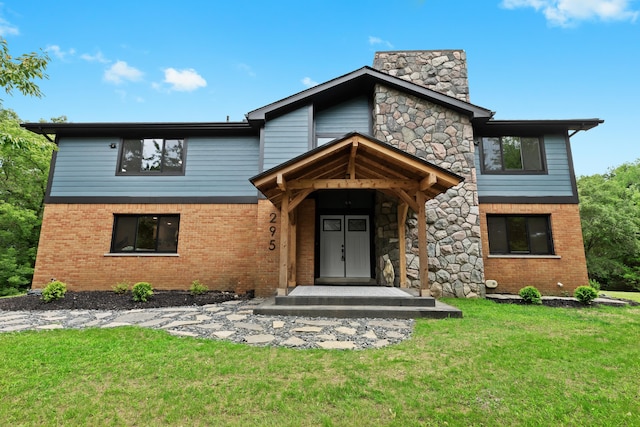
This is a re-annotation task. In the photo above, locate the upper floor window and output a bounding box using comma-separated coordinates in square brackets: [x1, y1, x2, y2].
[487, 215, 554, 255]
[111, 214, 180, 253]
[481, 136, 544, 173]
[118, 138, 185, 175]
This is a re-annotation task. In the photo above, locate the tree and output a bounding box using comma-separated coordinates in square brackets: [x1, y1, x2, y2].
[0, 38, 51, 294]
[0, 38, 49, 99]
[578, 160, 640, 291]
[0, 109, 55, 294]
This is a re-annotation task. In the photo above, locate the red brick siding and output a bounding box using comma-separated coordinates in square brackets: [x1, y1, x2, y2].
[480, 203, 589, 295]
[34, 201, 317, 297]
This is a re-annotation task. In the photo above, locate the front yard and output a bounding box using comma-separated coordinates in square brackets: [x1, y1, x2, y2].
[0, 299, 638, 426]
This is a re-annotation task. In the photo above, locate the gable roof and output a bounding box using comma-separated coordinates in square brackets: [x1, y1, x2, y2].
[246, 66, 494, 124]
[250, 132, 464, 209]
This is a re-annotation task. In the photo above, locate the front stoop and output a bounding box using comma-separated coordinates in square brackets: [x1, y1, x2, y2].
[254, 286, 463, 319]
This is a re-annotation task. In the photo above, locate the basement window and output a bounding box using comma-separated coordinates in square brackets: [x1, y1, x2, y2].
[111, 214, 180, 253]
[487, 215, 554, 255]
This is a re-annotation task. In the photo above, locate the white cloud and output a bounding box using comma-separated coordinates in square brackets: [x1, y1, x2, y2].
[81, 51, 109, 63]
[104, 60, 143, 84]
[46, 45, 76, 60]
[301, 77, 318, 87]
[162, 68, 207, 92]
[368, 36, 394, 48]
[0, 17, 18, 36]
[501, 0, 639, 26]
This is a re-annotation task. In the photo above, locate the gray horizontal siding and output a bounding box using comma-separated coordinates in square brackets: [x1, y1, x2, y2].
[315, 96, 371, 135]
[263, 106, 310, 171]
[476, 134, 574, 198]
[50, 136, 259, 198]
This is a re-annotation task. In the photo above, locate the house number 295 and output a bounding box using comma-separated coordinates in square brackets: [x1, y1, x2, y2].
[268, 213, 277, 250]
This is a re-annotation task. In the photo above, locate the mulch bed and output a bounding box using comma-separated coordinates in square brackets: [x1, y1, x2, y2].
[488, 296, 638, 308]
[0, 290, 251, 311]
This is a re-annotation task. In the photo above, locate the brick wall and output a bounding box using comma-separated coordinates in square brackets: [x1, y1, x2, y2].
[33, 203, 259, 294]
[480, 203, 589, 295]
[296, 199, 316, 285]
[33, 201, 317, 297]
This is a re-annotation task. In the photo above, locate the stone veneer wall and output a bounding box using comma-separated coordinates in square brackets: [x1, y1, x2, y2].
[373, 50, 470, 102]
[372, 51, 484, 298]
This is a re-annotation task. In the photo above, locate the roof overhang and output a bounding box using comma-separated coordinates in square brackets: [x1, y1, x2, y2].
[20, 122, 258, 139]
[246, 66, 494, 124]
[473, 119, 604, 136]
[250, 132, 464, 210]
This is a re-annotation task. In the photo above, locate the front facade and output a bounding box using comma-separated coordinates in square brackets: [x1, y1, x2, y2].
[25, 50, 601, 297]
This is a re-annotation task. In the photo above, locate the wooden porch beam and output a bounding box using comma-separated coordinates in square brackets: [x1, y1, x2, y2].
[288, 179, 418, 190]
[392, 188, 419, 212]
[288, 209, 297, 288]
[347, 141, 358, 179]
[288, 189, 314, 212]
[420, 173, 437, 192]
[397, 202, 408, 288]
[276, 173, 286, 192]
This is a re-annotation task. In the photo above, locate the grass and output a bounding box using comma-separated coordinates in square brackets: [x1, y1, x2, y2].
[600, 290, 640, 303]
[0, 299, 638, 426]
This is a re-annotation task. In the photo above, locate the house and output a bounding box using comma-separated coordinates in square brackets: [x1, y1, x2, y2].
[23, 50, 602, 298]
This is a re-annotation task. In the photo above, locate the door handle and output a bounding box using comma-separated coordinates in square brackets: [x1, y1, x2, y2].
[341, 244, 345, 261]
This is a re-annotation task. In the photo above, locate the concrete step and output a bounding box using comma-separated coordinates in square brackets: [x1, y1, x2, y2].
[254, 300, 462, 319]
[275, 295, 436, 307]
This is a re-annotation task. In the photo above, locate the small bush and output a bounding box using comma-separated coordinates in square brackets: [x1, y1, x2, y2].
[588, 279, 601, 292]
[575, 286, 598, 305]
[189, 280, 208, 295]
[42, 280, 67, 303]
[132, 282, 153, 302]
[519, 286, 542, 305]
[112, 281, 130, 294]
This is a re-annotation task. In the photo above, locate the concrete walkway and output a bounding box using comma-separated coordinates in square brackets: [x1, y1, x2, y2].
[0, 298, 414, 350]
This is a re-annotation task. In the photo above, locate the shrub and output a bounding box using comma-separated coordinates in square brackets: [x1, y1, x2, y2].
[519, 286, 542, 305]
[575, 286, 598, 305]
[132, 282, 153, 302]
[112, 281, 129, 294]
[588, 279, 601, 292]
[189, 280, 208, 295]
[42, 280, 67, 303]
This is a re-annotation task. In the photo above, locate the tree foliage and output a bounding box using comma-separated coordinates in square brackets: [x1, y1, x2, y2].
[0, 38, 49, 99]
[0, 109, 55, 294]
[578, 160, 640, 291]
[0, 38, 52, 294]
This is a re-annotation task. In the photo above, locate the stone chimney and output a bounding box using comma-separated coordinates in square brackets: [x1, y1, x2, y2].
[373, 50, 470, 102]
[371, 50, 484, 299]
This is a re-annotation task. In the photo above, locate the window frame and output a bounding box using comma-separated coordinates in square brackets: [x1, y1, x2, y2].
[116, 138, 187, 176]
[486, 214, 555, 256]
[110, 214, 180, 254]
[479, 136, 547, 175]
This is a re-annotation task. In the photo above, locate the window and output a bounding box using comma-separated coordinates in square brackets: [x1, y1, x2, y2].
[487, 215, 554, 255]
[481, 136, 544, 173]
[118, 138, 185, 175]
[111, 214, 180, 253]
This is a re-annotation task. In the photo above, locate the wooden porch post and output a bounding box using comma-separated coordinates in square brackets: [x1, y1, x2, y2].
[278, 191, 290, 295]
[397, 202, 408, 288]
[288, 209, 297, 288]
[416, 191, 430, 296]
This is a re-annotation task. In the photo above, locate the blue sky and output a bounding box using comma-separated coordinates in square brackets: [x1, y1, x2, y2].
[2, 0, 639, 176]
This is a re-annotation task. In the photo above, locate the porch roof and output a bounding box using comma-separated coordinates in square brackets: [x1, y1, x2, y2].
[250, 132, 464, 209]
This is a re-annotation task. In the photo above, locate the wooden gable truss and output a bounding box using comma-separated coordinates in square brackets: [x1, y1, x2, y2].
[250, 133, 464, 295]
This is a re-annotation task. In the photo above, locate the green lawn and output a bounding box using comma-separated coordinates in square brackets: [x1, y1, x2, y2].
[1, 299, 638, 426]
[600, 290, 640, 303]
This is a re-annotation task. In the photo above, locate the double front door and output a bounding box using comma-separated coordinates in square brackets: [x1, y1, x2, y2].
[319, 215, 371, 278]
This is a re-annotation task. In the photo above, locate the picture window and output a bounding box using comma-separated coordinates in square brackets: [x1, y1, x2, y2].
[111, 214, 180, 253]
